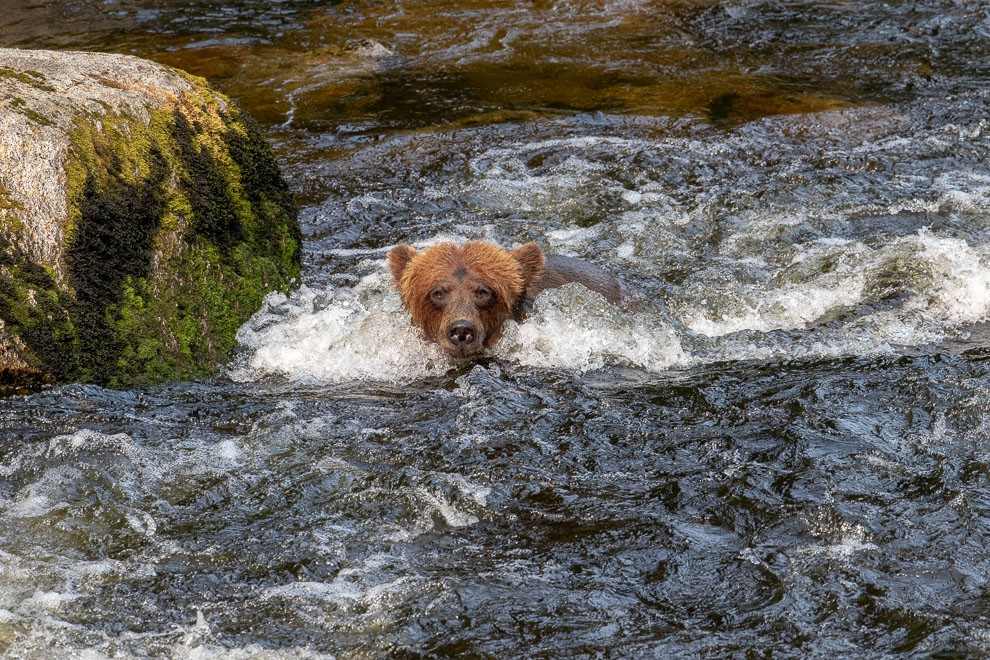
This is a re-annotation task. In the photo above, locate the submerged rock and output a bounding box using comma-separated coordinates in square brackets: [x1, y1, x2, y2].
[0, 48, 301, 388]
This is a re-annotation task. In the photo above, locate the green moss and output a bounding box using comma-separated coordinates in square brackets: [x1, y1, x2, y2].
[67, 150, 169, 384]
[0, 215, 24, 236]
[44, 79, 302, 387]
[0, 183, 25, 236]
[7, 97, 53, 126]
[0, 182, 21, 211]
[0, 67, 54, 91]
[0, 621, 20, 655]
[0, 241, 81, 381]
[21, 107, 53, 126]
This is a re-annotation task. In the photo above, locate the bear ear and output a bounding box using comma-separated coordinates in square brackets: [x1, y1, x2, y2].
[511, 242, 545, 287]
[387, 244, 418, 282]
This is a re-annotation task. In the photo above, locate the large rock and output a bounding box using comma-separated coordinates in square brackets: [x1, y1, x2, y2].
[0, 48, 301, 388]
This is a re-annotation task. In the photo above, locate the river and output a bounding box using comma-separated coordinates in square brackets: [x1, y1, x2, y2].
[2, 1, 990, 656]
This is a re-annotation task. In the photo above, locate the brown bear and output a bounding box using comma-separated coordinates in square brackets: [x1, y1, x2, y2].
[387, 240, 631, 358]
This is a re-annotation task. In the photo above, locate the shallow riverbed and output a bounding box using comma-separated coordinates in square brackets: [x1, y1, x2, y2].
[2, 1, 990, 656]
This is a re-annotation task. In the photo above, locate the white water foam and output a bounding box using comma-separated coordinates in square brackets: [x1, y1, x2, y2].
[685, 230, 990, 349]
[495, 286, 688, 371]
[229, 228, 990, 386]
[228, 256, 689, 385]
[260, 552, 430, 630]
[805, 522, 881, 561]
[228, 274, 451, 385]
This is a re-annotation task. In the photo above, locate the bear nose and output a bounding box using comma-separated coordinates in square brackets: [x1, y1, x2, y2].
[448, 321, 476, 346]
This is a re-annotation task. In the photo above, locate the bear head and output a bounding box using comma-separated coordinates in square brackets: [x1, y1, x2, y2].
[387, 241, 545, 358]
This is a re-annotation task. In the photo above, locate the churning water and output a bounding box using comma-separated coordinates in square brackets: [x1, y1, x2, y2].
[3, 0, 990, 657]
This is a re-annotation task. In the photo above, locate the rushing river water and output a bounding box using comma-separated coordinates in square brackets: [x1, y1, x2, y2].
[3, 1, 990, 657]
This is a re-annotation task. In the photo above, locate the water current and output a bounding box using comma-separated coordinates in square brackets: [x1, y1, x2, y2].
[2, 1, 990, 656]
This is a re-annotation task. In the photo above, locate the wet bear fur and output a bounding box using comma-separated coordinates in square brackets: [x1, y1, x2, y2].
[387, 240, 630, 358]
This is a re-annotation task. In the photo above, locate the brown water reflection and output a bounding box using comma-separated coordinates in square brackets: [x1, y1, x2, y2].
[0, 1, 857, 131]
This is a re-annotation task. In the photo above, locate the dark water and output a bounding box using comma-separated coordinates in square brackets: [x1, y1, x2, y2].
[3, 1, 990, 657]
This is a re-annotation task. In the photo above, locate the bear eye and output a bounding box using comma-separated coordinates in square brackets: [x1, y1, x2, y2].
[474, 286, 495, 307]
[429, 287, 448, 307]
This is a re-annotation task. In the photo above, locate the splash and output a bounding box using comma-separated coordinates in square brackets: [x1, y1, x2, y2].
[230, 224, 990, 387]
[228, 273, 452, 385]
[229, 255, 687, 385]
[684, 229, 990, 359]
[495, 286, 688, 372]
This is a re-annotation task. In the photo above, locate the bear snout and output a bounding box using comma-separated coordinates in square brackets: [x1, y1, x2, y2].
[447, 320, 478, 348]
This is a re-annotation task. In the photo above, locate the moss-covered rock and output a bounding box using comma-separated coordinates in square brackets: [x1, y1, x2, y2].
[0, 48, 300, 388]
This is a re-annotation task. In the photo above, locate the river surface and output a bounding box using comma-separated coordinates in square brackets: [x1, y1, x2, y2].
[2, 1, 990, 657]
